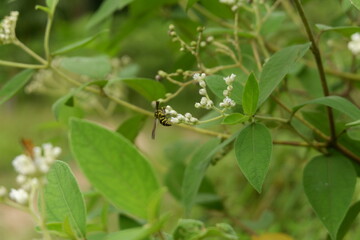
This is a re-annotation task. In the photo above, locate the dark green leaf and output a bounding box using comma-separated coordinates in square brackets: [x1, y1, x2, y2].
[186, 0, 200, 10]
[110, 78, 166, 101]
[337, 201, 360, 240]
[69, 119, 159, 219]
[303, 154, 356, 239]
[0, 69, 34, 105]
[293, 96, 360, 120]
[52, 30, 108, 55]
[205, 75, 243, 104]
[315, 24, 360, 37]
[86, 0, 134, 29]
[116, 115, 147, 142]
[242, 73, 259, 115]
[222, 113, 249, 125]
[235, 123, 272, 193]
[61, 56, 111, 79]
[44, 161, 86, 239]
[259, 43, 311, 105]
[347, 126, 360, 141]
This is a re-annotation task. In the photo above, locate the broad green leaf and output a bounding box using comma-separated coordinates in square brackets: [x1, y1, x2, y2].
[86, 0, 134, 29]
[222, 113, 249, 125]
[69, 119, 159, 219]
[52, 30, 108, 55]
[235, 123, 272, 193]
[182, 133, 237, 213]
[116, 115, 147, 142]
[315, 24, 360, 37]
[303, 154, 356, 239]
[260, 11, 286, 37]
[186, 0, 200, 10]
[258, 43, 311, 105]
[337, 201, 360, 240]
[205, 75, 243, 104]
[242, 73, 259, 116]
[349, 0, 360, 11]
[44, 161, 86, 239]
[110, 78, 166, 101]
[293, 96, 360, 120]
[0, 69, 34, 105]
[61, 56, 111, 79]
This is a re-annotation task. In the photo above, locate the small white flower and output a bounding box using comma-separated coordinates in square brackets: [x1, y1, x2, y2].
[200, 97, 208, 105]
[170, 118, 180, 124]
[0, 186, 7, 197]
[16, 175, 27, 185]
[0, 11, 19, 45]
[223, 90, 229, 96]
[190, 117, 198, 123]
[199, 88, 207, 95]
[9, 188, 29, 205]
[12, 155, 36, 176]
[206, 36, 214, 42]
[195, 103, 201, 108]
[193, 73, 201, 80]
[348, 32, 360, 55]
[169, 110, 177, 116]
[200, 41, 206, 47]
[177, 114, 185, 121]
[227, 85, 233, 91]
[224, 74, 236, 85]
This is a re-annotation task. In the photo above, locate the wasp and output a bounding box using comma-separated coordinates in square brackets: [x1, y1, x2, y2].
[152, 101, 171, 139]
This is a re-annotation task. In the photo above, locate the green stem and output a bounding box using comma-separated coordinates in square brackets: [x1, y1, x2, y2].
[198, 115, 224, 124]
[0, 59, 45, 69]
[292, 0, 336, 143]
[14, 40, 47, 65]
[44, 14, 54, 62]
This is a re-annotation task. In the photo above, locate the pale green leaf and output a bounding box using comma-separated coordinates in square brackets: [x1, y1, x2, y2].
[61, 56, 111, 79]
[349, 0, 360, 11]
[259, 43, 311, 105]
[44, 161, 86, 239]
[222, 113, 249, 125]
[303, 153, 356, 239]
[0, 69, 34, 105]
[235, 123, 272, 193]
[116, 115, 147, 142]
[315, 24, 360, 37]
[69, 119, 159, 219]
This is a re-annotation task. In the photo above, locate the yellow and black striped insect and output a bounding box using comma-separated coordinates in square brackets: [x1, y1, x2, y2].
[152, 101, 171, 139]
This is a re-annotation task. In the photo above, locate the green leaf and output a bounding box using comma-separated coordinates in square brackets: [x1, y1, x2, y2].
[44, 161, 86, 239]
[293, 96, 360, 120]
[182, 134, 237, 214]
[222, 113, 249, 125]
[315, 24, 360, 37]
[52, 30, 108, 55]
[205, 75, 243, 104]
[186, 0, 200, 10]
[258, 43, 311, 105]
[346, 119, 360, 127]
[235, 123, 272, 193]
[337, 201, 360, 240]
[69, 119, 159, 219]
[303, 154, 356, 239]
[110, 78, 166, 101]
[0, 69, 34, 105]
[347, 126, 360, 141]
[116, 115, 147, 142]
[86, 0, 134, 29]
[242, 73, 259, 116]
[349, 0, 360, 11]
[52, 93, 84, 125]
[61, 56, 112, 79]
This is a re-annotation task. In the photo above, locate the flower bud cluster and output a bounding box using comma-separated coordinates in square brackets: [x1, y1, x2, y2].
[1, 143, 62, 205]
[348, 33, 360, 55]
[193, 73, 214, 110]
[0, 11, 19, 45]
[165, 105, 199, 125]
[219, 74, 236, 108]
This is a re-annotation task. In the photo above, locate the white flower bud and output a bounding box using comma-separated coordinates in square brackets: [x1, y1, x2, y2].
[185, 113, 192, 119]
[199, 88, 207, 95]
[200, 97, 208, 105]
[348, 33, 360, 55]
[0, 186, 7, 197]
[9, 188, 29, 205]
[193, 73, 201, 80]
[199, 80, 206, 88]
[190, 117, 198, 123]
[171, 118, 180, 124]
[12, 155, 36, 176]
[206, 36, 214, 42]
[200, 41, 206, 47]
[227, 85, 233, 91]
[16, 175, 27, 185]
[223, 90, 229, 96]
[195, 103, 201, 108]
[169, 110, 177, 116]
